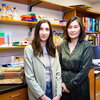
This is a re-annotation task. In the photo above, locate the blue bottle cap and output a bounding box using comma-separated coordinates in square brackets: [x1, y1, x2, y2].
[2, 4, 7, 6]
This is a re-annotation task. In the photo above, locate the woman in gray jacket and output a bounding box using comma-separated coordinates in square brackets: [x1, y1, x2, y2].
[24, 19, 62, 100]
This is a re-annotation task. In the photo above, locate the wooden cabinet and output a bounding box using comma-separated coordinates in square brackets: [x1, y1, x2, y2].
[88, 68, 95, 100]
[95, 74, 100, 100]
[0, 88, 28, 100]
[63, 6, 100, 32]
[63, 6, 100, 22]
[88, 69, 100, 100]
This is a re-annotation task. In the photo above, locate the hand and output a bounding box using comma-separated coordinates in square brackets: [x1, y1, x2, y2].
[61, 83, 70, 93]
[52, 95, 61, 100]
[41, 94, 51, 100]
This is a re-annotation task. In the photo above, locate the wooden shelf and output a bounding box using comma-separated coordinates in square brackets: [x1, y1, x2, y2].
[4, 0, 73, 12]
[2, 0, 70, 28]
[0, 19, 37, 26]
[0, 19, 66, 28]
[51, 23, 66, 28]
[0, 46, 25, 49]
[86, 31, 100, 34]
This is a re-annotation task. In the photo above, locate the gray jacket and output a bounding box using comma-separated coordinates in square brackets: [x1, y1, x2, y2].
[24, 45, 62, 100]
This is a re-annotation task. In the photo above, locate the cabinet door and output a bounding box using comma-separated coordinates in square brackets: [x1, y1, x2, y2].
[96, 75, 100, 100]
[88, 68, 95, 100]
[10, 93, 23, 100]
[0, 88, 28, 100]
[96, 94, 100, 100]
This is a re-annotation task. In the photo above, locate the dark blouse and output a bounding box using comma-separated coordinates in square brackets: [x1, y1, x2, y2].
[59, 40, 93, 91]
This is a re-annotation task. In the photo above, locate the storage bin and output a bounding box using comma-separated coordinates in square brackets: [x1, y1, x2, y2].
[0, 67, 24, 84]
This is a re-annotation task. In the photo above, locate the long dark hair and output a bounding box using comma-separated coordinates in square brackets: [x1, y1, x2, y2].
[64, 16, 85, 42]
[32, 19, 56, 57]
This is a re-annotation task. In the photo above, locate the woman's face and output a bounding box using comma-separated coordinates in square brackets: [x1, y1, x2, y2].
[67, 20, 80, 40]
[39, 22, 50, 42]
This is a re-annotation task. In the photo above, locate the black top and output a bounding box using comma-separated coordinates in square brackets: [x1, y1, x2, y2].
[59, 40, 93, 91]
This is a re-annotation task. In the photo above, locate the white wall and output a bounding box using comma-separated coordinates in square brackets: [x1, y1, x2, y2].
[45, 0, 100, 13]
[45, 0, 92, 6]
[91, 3, 100, 12]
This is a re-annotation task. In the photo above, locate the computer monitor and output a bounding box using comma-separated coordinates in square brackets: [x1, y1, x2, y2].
[93, 46, 100, 59]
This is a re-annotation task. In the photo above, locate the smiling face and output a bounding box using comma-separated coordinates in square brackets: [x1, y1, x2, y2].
[39, 22, 50, 43]
[67, 20, 81, 40]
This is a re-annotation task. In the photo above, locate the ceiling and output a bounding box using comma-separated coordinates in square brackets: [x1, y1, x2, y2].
[84, 0, 100, 3]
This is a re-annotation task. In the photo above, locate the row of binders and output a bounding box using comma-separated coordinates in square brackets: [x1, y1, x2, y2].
[82, 17, 100, 32]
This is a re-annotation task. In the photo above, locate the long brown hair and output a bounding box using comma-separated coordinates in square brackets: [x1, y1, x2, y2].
[32, 19, 56, 57]
[64, 16, 85, 42]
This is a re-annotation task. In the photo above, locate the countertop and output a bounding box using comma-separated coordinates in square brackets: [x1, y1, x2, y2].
[0, 83, 27, 94]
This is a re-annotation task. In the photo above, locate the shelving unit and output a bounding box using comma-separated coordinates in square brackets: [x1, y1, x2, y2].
[1, 0, 74, 29]
[63, 6, 100, 46]
[63, 6, 100, 21]
[2, 1, 100, 45]
[1, 0, 73, 49]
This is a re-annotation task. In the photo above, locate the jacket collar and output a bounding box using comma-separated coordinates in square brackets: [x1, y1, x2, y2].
[63, 40, 81, 55]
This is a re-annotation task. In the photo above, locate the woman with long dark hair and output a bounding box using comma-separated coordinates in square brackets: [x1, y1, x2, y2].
[59, 16, 93, 100]
[24, 19, 62, 100]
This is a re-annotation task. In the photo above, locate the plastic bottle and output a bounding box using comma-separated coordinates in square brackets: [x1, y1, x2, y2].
[13, 57, 20, 67]
[13, 7, 20, 20]
[6, 5, 13, 20]
[60, 33, 64, 44]
[11, 56, 15, 64]
[1, 4, 8, 20]
[56, 33, 60, 46]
